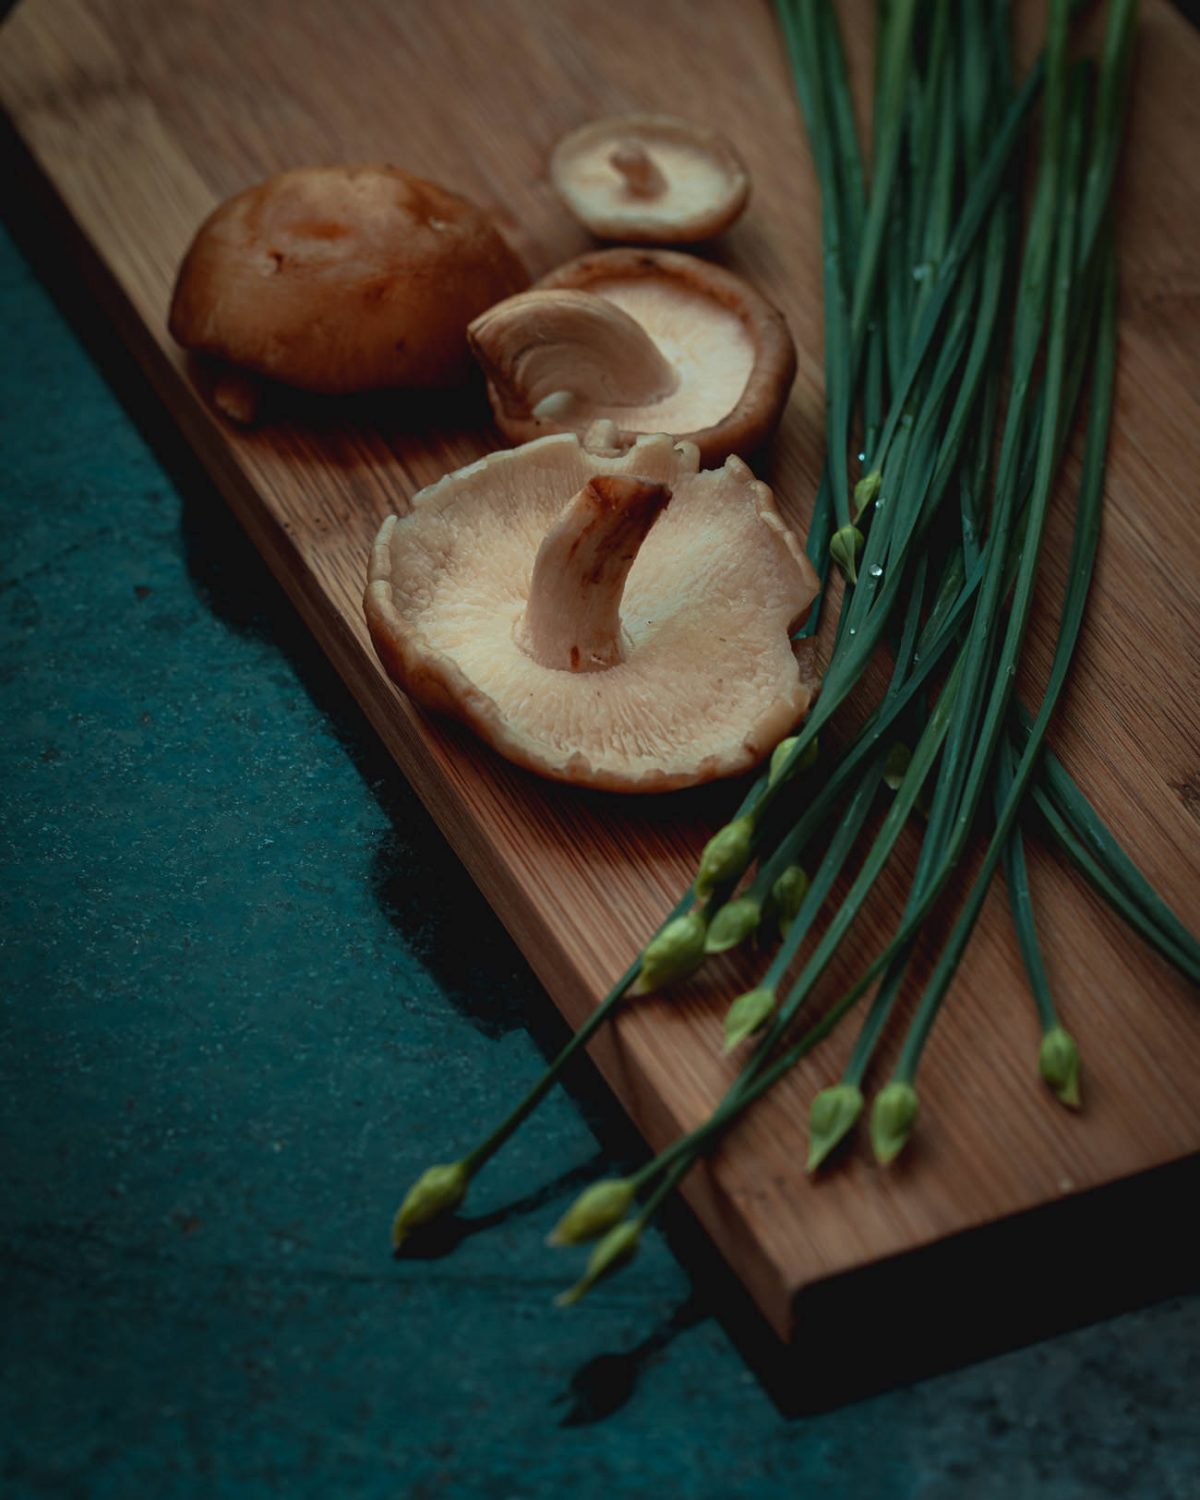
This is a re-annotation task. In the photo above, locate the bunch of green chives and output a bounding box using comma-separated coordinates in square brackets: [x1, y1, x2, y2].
[390, 0, 1198, 1307]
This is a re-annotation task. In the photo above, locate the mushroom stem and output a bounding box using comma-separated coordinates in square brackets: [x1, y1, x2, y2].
[518, 476, 671, 673]
[609, 139, 668, 198]
[212, 366, 262, 425]
[468, 289, 678, 415]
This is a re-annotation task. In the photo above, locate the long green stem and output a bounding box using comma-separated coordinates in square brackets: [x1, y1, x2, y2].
[1029, 779, 1200, 982]
[1015, 713, 1200, 975]
[896, 122, 1109, 1085]
[997, 738, 1058, 1033]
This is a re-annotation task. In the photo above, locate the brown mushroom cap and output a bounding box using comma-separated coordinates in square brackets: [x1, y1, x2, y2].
[365, 431, 819, 793]
[468, 248, 796, 465]
[169, 165, 528, 395]
[551, 114, 750, 242]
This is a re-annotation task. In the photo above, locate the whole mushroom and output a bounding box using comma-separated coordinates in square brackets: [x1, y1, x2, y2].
[551, 113, 750, 242]
[468, 248, 795, 465]
[169, 164, 528, 420]
[365, 428, 820, 793]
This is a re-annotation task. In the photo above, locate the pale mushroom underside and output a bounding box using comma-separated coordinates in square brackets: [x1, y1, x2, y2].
[564, 279, 755, 434]
[551, 114, 749, 241]
[366, 434, 820, 792]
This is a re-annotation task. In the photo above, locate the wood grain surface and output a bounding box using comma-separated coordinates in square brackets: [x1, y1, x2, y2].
[2, 0, 1197, 1340]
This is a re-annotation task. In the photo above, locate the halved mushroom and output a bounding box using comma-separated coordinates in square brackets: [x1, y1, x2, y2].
[551, 114, 750, 242]
[364, 430, 819, 792]
[468, 249, 795, 465]
[169, 165, 528, 420]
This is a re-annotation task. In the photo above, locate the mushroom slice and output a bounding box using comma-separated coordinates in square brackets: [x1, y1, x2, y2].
[468, 249, 795, 465]
[364, 433, 820, 793]
[169, 164, 528, 409]
[551, 114, 750, 242]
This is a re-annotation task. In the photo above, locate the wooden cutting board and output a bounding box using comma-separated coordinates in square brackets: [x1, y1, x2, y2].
[2, 0, 1196, 1342]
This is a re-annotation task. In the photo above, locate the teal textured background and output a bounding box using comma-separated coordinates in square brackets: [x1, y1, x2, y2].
[1, 217, 1198, 1499]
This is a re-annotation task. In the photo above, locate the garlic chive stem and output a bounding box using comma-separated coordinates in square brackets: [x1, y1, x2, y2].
[867, 30, 1048, 477]
[842, 949, 912, 1089]
[992, 246, 1120, 1037]
[461, 958, 640, 1176]
[958, 0, 991, 171]
[910, 4, 956, 335]
[815, 1, 865, 274]
[796, 468, 835, 640]
[846, 0, 918, 346]
[906, 4, 949, 279]
[633, 950, 905, 1198]
[758, 538, 984, 853]
[462, 758, 771, 1172]
[717, 8, 1062, 1116]
[778, 0, 856, 527]
[630, 657, 956, 1182]
[759, 758, 887, 997]
[1078, 0, 1138, 269]
[839, 560, 987, 1089]
[1015, 716, 1200, 976]
[640, 652, 999, 1188]
[762, 656, 964, 1043]
[464, 883, 711, 1173]
[1029, 781, 1200, 984]
[748, 551, 940, 901]
[996, 739, 1058, 1034]
[634, 1154, 691, 1228]
[766, 235, 1001, 796]
[894, 69, 1102, 1088]
[906, 34, 1073, 909]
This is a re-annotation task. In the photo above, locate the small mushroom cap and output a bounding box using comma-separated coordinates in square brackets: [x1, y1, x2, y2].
[468, 248, 796, 465]
[551, 114, 750, 242]
[169, 165, 528, 394]
[365, 432, 819, 793]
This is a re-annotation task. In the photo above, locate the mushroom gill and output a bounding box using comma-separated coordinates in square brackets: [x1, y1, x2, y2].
[468, 289, 679, 421]
[364, 432, 820, 793]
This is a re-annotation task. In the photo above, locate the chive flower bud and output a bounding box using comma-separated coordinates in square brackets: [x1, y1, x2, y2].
[705, 895, 762, 954]
[883, 742, 911, 790]
[723, 987, 776, 1053]
[555, 1220, 642, 1307]
[830, 524, 865, 583]
[853, 469, 882, 518]
[695, 816, 756, 898]
[1038, 1026, 1081, 1109]
[771, 864, 809, 937]
[806, 1082, 865, 1172]
[769, 733, 819, 788]
[870, 1081, 920, 1164]
[632, 910, 708, 994]
[391, 1160, 470, 1249]
[549, 1178, 636, 1246]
